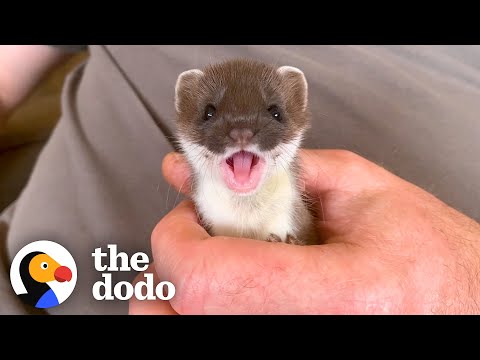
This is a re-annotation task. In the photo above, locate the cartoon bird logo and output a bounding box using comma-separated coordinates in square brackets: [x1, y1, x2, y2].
[10, 240, 77, 309]
[18, 251, 72, 308]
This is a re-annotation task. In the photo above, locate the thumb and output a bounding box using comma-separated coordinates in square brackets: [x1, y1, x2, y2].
[299, 149, 395, 197]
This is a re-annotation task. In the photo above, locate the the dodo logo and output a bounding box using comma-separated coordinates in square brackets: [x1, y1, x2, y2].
[10, 240, 77, 309]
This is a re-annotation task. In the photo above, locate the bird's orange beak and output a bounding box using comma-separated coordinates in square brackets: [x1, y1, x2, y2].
[54, 266, 72, 282]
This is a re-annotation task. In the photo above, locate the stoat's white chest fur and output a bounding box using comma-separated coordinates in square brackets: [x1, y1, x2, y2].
[181, 140, 301, 242]
[195, 166, 298, 241]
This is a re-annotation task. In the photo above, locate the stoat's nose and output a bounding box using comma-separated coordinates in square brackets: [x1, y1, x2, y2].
[229, 128, 253, 147]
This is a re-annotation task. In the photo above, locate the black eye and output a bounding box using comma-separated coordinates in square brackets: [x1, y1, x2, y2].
[204, 104, 216, 121]
[268, 105, 282, 122]
[41, 262, 48, 270]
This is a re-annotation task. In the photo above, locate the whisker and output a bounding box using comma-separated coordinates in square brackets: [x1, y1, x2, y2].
[164, 183, 172, 211]
[317, 193, 326, 222]
[173, 177, 189, 208]
[210, 156, 221, 198]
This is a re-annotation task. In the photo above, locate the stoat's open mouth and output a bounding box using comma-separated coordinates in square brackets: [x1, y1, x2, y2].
[221, 151, 265, 194]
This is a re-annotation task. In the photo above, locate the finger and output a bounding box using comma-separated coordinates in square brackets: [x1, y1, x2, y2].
[298, 149, 395, 198]
[128, 264, 178, 315]
[162, 152, 192, 196]
[161, 236, 363, 314]
[151, 199, 210, 283]
[151, 199, 362, 314]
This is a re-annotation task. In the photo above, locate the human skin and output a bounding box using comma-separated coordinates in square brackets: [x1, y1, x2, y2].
[0, 45, 72, 134]
[129, 149, 480, 315]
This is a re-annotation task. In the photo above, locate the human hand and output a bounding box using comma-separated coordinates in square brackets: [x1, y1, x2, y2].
[129, 149, 480, 315]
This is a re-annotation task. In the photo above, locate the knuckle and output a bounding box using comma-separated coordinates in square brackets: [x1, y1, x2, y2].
[333, 149, 364, 165]
[171, 245, 211, 314]
[334, 150, 369, 176]
[151, 210, 184, 246]
[151, 216, 170, 246]
[332, 149, 390, 187]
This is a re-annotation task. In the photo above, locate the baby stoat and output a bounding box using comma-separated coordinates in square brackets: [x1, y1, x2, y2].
[173, 58, 316, 245]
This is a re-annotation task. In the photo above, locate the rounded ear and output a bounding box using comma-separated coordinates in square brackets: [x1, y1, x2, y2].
[277, 66, 308, 111]
[174, 69, 204, 113]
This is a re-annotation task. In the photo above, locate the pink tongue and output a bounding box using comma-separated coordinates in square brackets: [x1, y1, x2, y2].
[232, 151, 254, 183]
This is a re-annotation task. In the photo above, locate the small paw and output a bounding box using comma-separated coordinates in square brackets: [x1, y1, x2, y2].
[266, 233, 305, 245]
[285, 234, 306, 246]
[266, 233, 282, 243]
